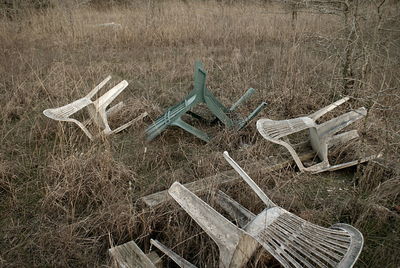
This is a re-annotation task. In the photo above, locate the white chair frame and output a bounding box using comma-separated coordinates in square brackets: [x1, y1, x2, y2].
[43, 76, 147, 140]
[167, 151, 364, 268]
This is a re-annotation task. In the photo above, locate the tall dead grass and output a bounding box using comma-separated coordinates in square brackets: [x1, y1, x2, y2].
[0, 0, 399, 267]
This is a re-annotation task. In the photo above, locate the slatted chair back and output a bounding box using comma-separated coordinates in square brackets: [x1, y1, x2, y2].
[252, 208, 363, 268]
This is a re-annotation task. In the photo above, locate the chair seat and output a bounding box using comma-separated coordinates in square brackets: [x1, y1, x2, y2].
[43, 98, 92, 120]
[257, 117, 316, 140]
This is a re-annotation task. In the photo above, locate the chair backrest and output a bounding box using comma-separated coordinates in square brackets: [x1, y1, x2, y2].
[256, 117, 316, 142]
[43, 98, 93, 121]
[250, 207, 363, 268]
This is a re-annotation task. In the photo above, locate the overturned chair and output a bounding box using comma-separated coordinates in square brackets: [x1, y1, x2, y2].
[43, 76, 147, 140]
[257, 97, 379, 173]
[166, 151, 364, 267]
[146, 61, 267, 142]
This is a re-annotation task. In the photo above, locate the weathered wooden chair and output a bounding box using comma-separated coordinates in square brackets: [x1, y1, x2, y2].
[256, 97, 378, 173]
[146, 61, 267, 142]
[167, 151, 364, 267]
[43, 76, 147, 140]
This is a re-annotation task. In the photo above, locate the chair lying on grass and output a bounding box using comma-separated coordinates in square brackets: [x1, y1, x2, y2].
[257, 97, 379, 173]
[146, 61, 267, 142]
[166, 151, 364, 267]
[43, 76, 147, 140]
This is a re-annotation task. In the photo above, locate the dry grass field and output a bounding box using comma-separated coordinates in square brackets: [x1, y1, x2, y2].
[0, 0, 399, 267]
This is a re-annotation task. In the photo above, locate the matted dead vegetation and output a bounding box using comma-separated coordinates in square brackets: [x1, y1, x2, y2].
[0, 0, 399, 267]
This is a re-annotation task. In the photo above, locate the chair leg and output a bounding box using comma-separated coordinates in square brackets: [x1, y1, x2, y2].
[223, 151, 276, 208]
[281, 141, 309, 172]
[317, 107, 367, 138]
[311, 153, 382, 173]
[69, 118, 94, 140]
[150, 239, 197, 268]
[204, 95, 234, 127]
[106, 101, 125, 117]
[309, 97, 350, 121]
[229, 88, 255, 112]
[96, 80, 129, 110]
[109, 240, 156, 268]
[106, 112, 148, 135]
[237, 102, 268, 130]
[85, 75, 112, 99]
[328, 130, 359, 148]
[172, 118, 211, 142]
[215, 190, 255, 228]
[168, 182, 247, 267]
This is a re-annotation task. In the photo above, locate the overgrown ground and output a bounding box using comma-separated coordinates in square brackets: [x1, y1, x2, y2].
[0, 0, 399, 267]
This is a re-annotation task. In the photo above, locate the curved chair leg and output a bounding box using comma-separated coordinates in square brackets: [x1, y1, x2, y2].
[106, 112, 148, 135]
[279, 140, 309, 172]
[68, 118, 94, 140]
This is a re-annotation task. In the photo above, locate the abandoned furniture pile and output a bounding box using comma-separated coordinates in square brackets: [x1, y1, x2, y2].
[43, 61, 381, 268]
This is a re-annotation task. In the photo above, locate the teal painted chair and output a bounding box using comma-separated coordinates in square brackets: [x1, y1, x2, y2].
[146, 61, 267, 142]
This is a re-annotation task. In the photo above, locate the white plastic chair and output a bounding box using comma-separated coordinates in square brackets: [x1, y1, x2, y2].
[43, 76, 147, 140]
[167, 151, 364, 267]
[256, 97, 376, 173]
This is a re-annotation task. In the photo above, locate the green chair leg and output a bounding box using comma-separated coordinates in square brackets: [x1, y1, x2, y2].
[172, 118, 211, 142]
[238, 102, 268, 130]
[230, 88, 255, 112]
